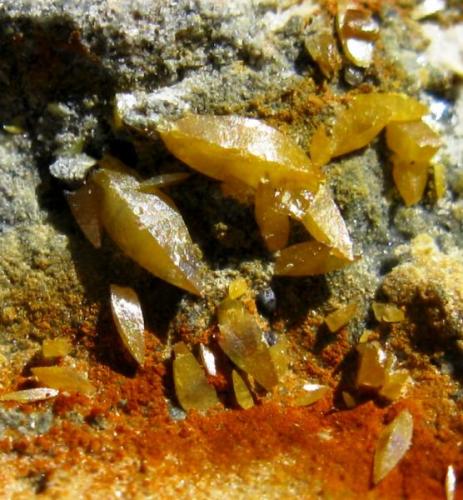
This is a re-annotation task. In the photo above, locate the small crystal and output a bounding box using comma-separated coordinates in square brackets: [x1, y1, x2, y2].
[292, 383, 329, 407]
[325, 303, 358, 332]
[42, 338, 72, 359]
[0, 388, 59, 402]
[173, 342, 219, 412]
[372, 302, 405, 323]
[373, 410, 413, 484]
[232, 370, 254, 410]
[32, 367, 95, 395]
[110, 284, 145, 366]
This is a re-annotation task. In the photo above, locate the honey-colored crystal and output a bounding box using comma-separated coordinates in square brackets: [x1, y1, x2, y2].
[274, 241, 352, 277]
[138, 172, 190, 193]
[309, 125, 333, 168]
[373, 410, 413, 484]
[173, 342, 219, 412]
[92, 157, 204, 295]
[356, 341, 387, 391]
[433, 163, 446, 200]
[0, 388, 59, 402]
[386, 120, 440, 164]
[272, 184, 353, 259]
[392, 159, 429, 206]
[217, 299, 279, 391]
[32, 367, 95, 395]
[255, 181, 290, 252]
[325, 302, 358, 332]
[386, 120, 440, 205]
[42, 338, 72, 359]
[232, 370, 254, 410]
[228, 278, 249, 300]
[378, 369, 410, 402]
[110, 284, 145, 366]
[159, 115, 323, 193]
[65, 181, 102, 248]
[305, 32, 341, 78]
[292, 383, 329, 407]
[372, 302, 405, 323]
[269, 335, 290, 381]
[317, 93, 428, 160]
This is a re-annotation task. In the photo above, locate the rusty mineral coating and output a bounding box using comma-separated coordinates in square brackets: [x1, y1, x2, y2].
[2, 1, 461, 498]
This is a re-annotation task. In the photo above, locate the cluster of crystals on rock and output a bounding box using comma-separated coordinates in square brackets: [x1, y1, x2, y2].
[310, 92, 440, 205]
[218, 298, 279, 391]
[110, 284, 145, 366]
[356, 341, 410, 402]
[160, 114, 355, 276]
[373, 410, 414, 484]
[172, 342, 219, 412]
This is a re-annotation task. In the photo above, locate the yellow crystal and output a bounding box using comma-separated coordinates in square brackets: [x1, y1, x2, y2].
[379, 369, 411, 402]
[372, 302, 405, 323]
[232, 370, 254, 410]
[92, 157, 204, 295]
[110, 284, 145, 366]
[433, 163, 446, 200]
[325, 302, 358, 332]
[159, 115, 323, 193]
[65, 181, 102, 248]
[32, 367, 95, 395]
[255, 181, 290, 252]
[274, 240, 352, 277]
[312, 93, 427, 161]
[173, 342, 219, 412]
[356, 341, 387, 391]
[228, 278, 249, 300]
[217, 299, 278, 391]
[292, 383, 329, 407]
[42, 338, 72, 359]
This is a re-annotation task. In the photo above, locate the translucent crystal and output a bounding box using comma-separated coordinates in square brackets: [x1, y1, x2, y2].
[92, 157, 204, 295]
[173, 342, 219, 412]
[110, 284, 145, 366]
[159, 115, 323, 193]
[325, 302, 358, 332]
[232, 370, 254, 410]
[42, 338, 72, 359]
[217, 299, 278, 391]
[32, 367, 95, 395]
[0, 388, 59, 402]
[274, 241, 352, 277]
[373, 410, 413, 484]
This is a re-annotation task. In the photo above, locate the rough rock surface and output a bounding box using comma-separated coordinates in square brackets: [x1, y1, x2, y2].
[0, 0, 463, 496]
